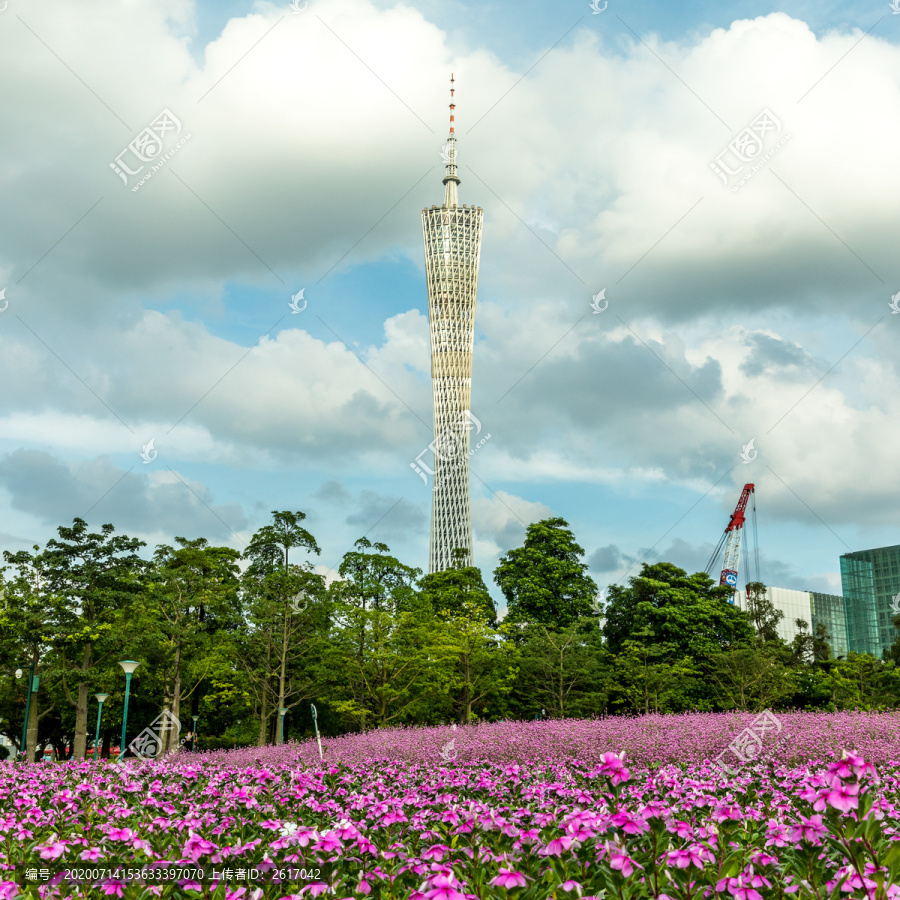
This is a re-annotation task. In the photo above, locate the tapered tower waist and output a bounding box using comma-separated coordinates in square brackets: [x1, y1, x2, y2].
[421, 204, 483, 379]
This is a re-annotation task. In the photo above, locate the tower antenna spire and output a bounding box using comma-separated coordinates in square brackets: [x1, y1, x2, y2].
[443, 73, 460, 207]
[449, 72, 455, 134]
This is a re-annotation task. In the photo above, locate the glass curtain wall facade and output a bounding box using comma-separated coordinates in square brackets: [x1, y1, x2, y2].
[809, 592, 849, 658]
[840, 545, 900, 659]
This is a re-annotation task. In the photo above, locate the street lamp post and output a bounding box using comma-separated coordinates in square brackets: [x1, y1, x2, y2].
[117, 661, 141, 761]
[16, 664, 38, 761]
[311, 703, 323, 761]
[278, 708, 287, 745]
[93, 694, 109, 762]
[191, 715, 199, 752]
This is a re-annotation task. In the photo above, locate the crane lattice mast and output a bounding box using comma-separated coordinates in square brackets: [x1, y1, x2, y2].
[705, 483, 755, 604]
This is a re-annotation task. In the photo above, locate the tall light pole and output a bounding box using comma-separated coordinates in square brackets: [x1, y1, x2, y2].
[93, 694, 109, 762]
[117, 661, 140, 761]
[191, 715, 199, 752]
[278, 708, 287, 745]
[16, 664, 38, 761]
[311, 703, 323, 761]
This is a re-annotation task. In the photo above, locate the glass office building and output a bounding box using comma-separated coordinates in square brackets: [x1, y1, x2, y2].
[840, 544, 900, 659]
[809, 592, 849, 658]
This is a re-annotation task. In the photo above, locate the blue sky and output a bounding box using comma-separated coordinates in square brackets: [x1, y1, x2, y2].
[2, 0, 900, 611]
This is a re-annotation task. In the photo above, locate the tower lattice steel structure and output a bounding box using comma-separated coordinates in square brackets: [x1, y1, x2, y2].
[422, 75, 483, 574]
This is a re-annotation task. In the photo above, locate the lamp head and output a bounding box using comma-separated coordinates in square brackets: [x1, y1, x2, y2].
[118, 660, 141, 675]
[15, 668, 23, 679]
[95, 693, 109, 703]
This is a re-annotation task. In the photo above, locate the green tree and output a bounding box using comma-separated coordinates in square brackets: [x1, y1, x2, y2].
[322, 539, 443, 730]
[438, 600, 517, 723]
[241, 511, 322, 746]
[707, 646, 793, 711]
[494, 518, 597, 629]
[825, 653, 899, 709]
[813, 622, 832, 663]
[137, 538, 241, 753]
[0, 561, 56, 760]
[420, 548, 496, 626]
[20, 519, 146, 759]
[512, 620, 610, 718]
[888, 613, 900, 665]
[611, 631, 698, 715]
[602, 562, 755, 660]
[744, 582, 784, 645]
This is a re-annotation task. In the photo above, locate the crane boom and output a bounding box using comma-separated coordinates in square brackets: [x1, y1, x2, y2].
[705, 483, 755, 603]
[719, 483, 754, 593]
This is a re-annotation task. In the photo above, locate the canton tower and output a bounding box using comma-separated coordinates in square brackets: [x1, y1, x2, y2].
[421, 75, 484, 573]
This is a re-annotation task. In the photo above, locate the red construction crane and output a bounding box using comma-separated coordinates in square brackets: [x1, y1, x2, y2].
[705, 483, 757, 604]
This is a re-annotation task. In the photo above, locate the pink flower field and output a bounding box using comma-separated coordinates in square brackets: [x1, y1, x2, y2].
[3, 712, 900, 900]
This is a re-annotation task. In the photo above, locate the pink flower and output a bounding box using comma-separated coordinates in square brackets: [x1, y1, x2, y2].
[183, 832, 218, 860]
[543, 836, 575, 856]
[106, 827, 135, 841]
[38, 841, 66, 861]
[313, 834, 343, 853]
[609, 851, 642, 878]
[423, 874, 467, 900]
[80, 847, 104, 862]
[491, 870, 527, 889]
[819, 778, 860, 814]
[665, 845, 710, 870]
[830, 752, 879, 783]
[790, 815, 827, 843]
[0, 883, 18, 900]
[715, 876, 764, 900]
[560, 880, 583, 895]
[598, 752, 631, 786]
[99, 881, 126, 897]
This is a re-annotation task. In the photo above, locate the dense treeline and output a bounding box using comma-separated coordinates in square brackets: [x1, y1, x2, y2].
[2, 512, 900, 760]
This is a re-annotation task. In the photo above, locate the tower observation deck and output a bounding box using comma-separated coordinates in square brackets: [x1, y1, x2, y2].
[421, 75, 484, 573]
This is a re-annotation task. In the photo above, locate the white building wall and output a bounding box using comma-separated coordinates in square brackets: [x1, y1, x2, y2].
[734, 586, 812, 645]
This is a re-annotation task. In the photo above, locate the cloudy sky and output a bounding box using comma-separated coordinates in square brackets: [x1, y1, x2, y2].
[1, 0, 899, 609]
